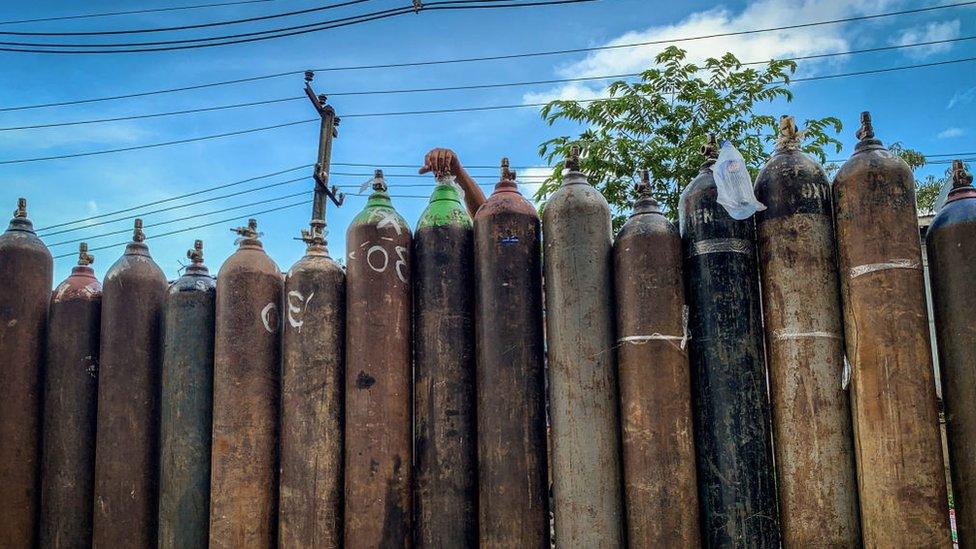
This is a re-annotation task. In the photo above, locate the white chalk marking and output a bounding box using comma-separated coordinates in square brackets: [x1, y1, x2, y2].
[849, 259, 919, 279]
[261, 302, 278, 334]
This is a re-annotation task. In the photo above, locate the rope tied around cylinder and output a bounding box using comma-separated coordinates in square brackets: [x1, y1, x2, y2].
[775, 115, 805, 151]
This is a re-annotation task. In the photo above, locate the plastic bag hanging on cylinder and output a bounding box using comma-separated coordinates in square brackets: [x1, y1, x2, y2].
[712, 140, 766, 219]
[435, 172, 465, 202]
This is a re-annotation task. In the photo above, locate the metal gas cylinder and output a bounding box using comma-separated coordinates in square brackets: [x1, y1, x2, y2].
[92, 219, 168, 547]
[158, 240, 216, 549]
[833, 112, 951, 547]
[679, 135, 779, 547]
[755, 116, 860, 547]
[542, 148, 624, 547]
[473, 159, 549, 549]
[280, 221, 345, 548]
[927, 160, 976, 546]
[39, 243, 99, 548]
[343, 171, 413, 548]
[414, 173, 477, 548]
[209, 219, 283, 549]
[0, 198, 52, 548]
[613, 171, 699, 547]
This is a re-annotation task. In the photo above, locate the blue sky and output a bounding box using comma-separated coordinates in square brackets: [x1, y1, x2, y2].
[1, 0, 974, 283]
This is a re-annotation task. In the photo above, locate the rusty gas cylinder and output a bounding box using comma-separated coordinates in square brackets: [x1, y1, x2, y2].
[474, 159, 549, 548]
[679, 135, 779, 547]
[0, 198, 52, 548]
[209, 219, 282, 549]
[542, 148, 624, 546]
[344, 171, 413, 548]
[92, 219, 168, 547]
[927, 160, 976, 546]
[755, 116, 861, 547]
[414, 172, 477, 547]
[158, 240, 216, 549]
[39, 243, 98, 548]
[834, 112, 951, 546]
[613, 171, 699, 547]
[280, 223, 345, 548]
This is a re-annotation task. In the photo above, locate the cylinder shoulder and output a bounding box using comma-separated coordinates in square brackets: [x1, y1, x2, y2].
[834, 147, 912, 187]
[754, 150, 827, 198]
[0, 229, 52, 261]
[616, 212, 678, 244]
[351, 205, 412, 235]
[168, 273, 217, 295]
[928, 197, 976, 240]
[285, 254, 346, 281]
[475, 191, 539, 221]
[53, 275, 102, 304]
[543, 182, 610, 221]
[217, 246, 281, 279]
[104, 252, 166, 285]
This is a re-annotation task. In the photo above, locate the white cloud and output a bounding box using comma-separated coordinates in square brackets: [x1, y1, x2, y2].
[890, 20, 960, 59]
[948, 86, 976, 109]
[517, 166, 555, 203]
[937, 127, 965, 139]
[523, 0, 905, 104]
[3, 123, 152, 151]
[86, 200, 98, 214]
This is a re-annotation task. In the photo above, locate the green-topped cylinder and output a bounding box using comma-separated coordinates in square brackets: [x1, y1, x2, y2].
[344, 171, 413, 548]
[414, 175, 477, 547]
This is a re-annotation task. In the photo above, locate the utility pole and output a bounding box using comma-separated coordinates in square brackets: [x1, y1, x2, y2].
[303, 70, 344, 247]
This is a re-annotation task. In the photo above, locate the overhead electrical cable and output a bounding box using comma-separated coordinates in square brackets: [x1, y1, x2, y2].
[0, 0, 374, 36]
[0, 0, 278, 27]
[5, 3, 973, 112]
[51, 191, 430, 260]
[40, 175, 308, 237]
[36, 163, 310, 231]
[5, 54, 976, 166]
[0, 0, 600, 52]
[8, 33, 976, 132]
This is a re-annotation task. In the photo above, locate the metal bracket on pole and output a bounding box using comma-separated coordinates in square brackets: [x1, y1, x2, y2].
[304, 70, 344, 249]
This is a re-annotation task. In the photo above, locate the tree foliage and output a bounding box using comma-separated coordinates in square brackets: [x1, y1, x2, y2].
[889, 142, 945, 214]
[535, 46, 843, 228]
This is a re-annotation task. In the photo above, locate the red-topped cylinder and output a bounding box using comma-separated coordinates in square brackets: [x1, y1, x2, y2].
[474, 160, 549, 548]
[40, 243, 102, 548]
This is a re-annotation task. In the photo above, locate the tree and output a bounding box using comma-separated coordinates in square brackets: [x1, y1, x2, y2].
[888, 142, 947, 214]
[535, 46, 843, 229]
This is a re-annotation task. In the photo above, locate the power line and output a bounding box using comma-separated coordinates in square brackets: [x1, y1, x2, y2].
[0, 0, 599, 53]
[40, 175, 308, 237]
[47, 189, 313, 246]
[9, 33, 976, 132]
[6, 53, 976, 166]
[0, 0, 278, 27]
[37, 164, 310, 231]
[51, 191, 431, 260]
[6, 2, 972, 113]
[1, 0, 373, 36]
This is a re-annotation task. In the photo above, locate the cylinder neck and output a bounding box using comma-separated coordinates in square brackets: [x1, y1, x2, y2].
[233, 219, 263, 250]
[428, 176, 464, 205]
[774, 115, 803, 153]
[492, 157, 520, 194]
[6, 198, 35, 234]
[853, 111, 886, 154]
[364, 170, 393, 210]
[632, 170, 662, 216]
[184, 240, 210, 275]
[699, 134, 719, 172]
[946, 160, 976, 205]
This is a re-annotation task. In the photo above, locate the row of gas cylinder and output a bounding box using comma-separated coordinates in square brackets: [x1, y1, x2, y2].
[1, 111, 975, 548]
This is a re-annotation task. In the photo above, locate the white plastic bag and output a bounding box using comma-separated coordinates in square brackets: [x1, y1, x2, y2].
[712, 140, 766, 220]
